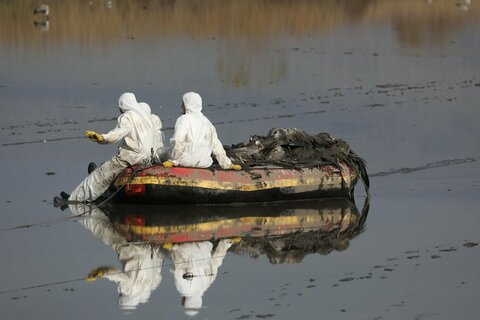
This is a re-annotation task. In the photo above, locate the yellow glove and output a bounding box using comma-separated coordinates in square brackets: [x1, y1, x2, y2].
[228, 236, 242, 244]
[229, 164, 241, 171]
[85, 131, 105, 143]
[85, 266, 114, 282]
[162, 160, 175, 168]
[162, 242, 174, 250]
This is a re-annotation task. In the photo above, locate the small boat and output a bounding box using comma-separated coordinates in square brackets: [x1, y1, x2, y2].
[111, 161, 359, 204]
[106, 128, 369, 205]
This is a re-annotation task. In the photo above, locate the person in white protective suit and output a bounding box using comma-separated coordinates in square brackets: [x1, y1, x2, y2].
[138, 102, 165, 160]
[164, 239, 239, 316]
[162, 92, 241, 170]
[69, 203, 164, 311]
[67, 93, 163, 202]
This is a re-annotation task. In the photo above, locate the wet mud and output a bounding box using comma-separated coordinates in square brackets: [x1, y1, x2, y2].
[1, 0, 480, 319]
[233, 239, 478, 319]
[3, 76, 479, 148]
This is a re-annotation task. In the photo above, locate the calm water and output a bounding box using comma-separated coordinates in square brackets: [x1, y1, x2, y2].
[1, 0, 479, 319]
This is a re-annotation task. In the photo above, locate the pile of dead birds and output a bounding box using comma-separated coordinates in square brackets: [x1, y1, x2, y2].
[225, 128, 369, 193]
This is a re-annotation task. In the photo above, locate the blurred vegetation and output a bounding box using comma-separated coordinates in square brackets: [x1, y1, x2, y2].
[1, 0, 477, 87]
[0, 0, 478, 48]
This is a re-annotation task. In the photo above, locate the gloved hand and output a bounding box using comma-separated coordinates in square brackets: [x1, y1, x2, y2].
[85, 266, 115, 282]
[162, 160, 175, 168]
[85, 131, 105, 144]
[227, 236, 242, 244]
[162, 242, 174, 250]
[229, 164, 242, 171]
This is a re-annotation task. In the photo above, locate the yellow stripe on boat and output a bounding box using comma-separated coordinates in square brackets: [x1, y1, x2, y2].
[113, 175, 349, 191]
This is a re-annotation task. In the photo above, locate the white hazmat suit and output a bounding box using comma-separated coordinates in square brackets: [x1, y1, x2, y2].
[138, 102, 164, 159]
[169, 240, 234, 316]
[69, 93, 163, 202]
[168, 92, 233, 169]
[69, 204, 164, 311]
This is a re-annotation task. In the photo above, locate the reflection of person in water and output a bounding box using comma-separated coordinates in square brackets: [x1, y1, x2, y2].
[69, 204, 164, 311]
[165, 239, 238, 317]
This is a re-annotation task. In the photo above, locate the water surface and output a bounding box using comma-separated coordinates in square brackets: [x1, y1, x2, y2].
[1, 1, 479, 319]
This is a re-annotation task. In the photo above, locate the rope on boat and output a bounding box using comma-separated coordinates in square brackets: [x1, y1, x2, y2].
[95, 149, 159, 207]
[95, 165, 148, 208]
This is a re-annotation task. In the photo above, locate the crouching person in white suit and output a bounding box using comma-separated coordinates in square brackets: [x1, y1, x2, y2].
[162, 92, 240, 171]
[67, 92, 163, 202]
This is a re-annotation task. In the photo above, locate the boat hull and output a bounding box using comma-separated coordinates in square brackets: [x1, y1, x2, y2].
[112, 162, 358, 204]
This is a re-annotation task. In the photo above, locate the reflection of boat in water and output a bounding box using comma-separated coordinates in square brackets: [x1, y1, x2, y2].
[103, 197, 369, 258]
[70, 197, 368, 313]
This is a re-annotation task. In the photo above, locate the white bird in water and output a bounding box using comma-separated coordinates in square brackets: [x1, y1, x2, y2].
[33, 4, 50, 18]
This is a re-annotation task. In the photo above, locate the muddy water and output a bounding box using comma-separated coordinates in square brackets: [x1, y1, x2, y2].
[1, 0, 479, 319]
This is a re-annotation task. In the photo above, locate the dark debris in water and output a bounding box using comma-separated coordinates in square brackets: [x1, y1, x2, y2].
[88, 117, 117, 123]
[339, 277, 355, 282]
[438, 247, 457, 252]
[365, 103, 385, 108]
[414, 312, 440, 320]
[463, 242, 478, 248]
[45, 171, 56, 175]
[371, 158, 476, 177]
[392, 301, 405, 307]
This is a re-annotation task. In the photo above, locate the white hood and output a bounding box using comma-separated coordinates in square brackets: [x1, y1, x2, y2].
[118, 92, 141, 114]
[182, 92, 202, 113]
